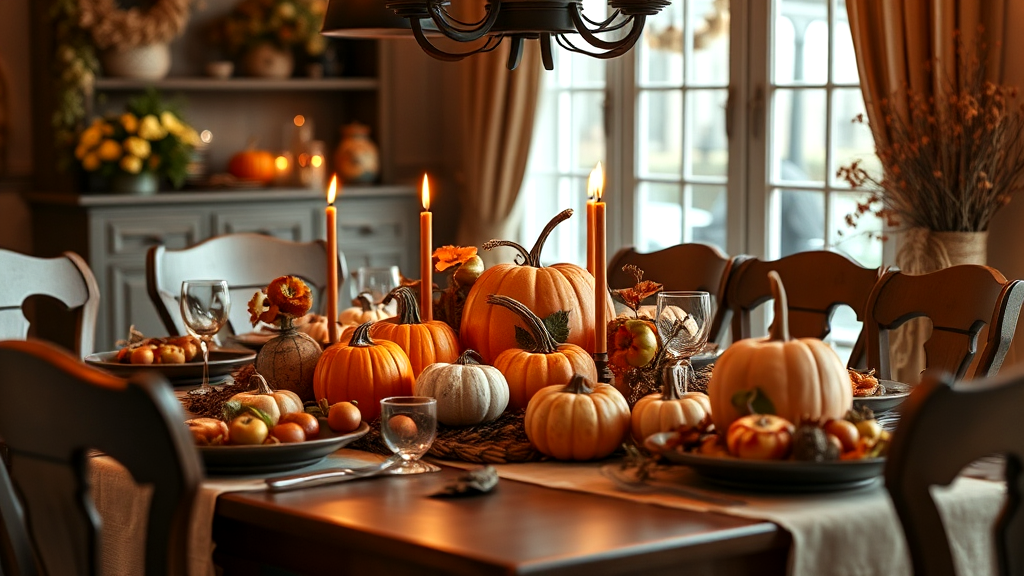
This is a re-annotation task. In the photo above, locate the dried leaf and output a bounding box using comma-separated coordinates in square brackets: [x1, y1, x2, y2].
[542, 310, 571, 343]
[514, 325, 537, 350]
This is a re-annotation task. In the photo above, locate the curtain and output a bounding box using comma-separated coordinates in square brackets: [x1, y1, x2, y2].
[456, 44, 542, 265]
[846, 0, 1012, 382]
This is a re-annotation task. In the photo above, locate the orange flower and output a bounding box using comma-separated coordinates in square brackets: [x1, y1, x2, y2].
[612, 264, 663, 314]
[266, 275, 313, 317]
[433, 245, 478, 272]
[247, 291, 280, 326]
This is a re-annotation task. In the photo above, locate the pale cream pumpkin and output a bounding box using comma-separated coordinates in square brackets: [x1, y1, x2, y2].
[524, 374, 631, 461]
[230, 372, 304, 425]
[414, 350, 509, 426]
[339, 292, 392, 326]
[707, 271, 852, 433]
[631, 364, 712, 443]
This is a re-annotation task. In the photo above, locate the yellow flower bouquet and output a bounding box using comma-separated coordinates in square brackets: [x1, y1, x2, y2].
[75, 90, 200, 190]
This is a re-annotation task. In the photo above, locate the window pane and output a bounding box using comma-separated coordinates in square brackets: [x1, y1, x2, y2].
[831, 88, 879, 187]
[772, 88, 826, 183]
[690, 184, 727, 251]
[688, 0, 729, 86]
[833, 0, 860, 85]
[571, 91, 606, 171]
[686, 89, 728, 178]
[637, 181, 683, 251]
[801, 20, 829, 85]
[638, 90, 682, 177]
[774, 0, 828, 85]
[770, 188, 825, 258]
[830, 191, 883, 268]
[640, 1, 684, 86]
[522, 176, 588, 266]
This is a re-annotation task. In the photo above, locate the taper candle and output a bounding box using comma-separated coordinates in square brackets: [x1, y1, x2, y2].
[590, 163, 607, 354]
[420, 174, 433, 322]
[586, 192, 596, 275]
[326, 174, 340, 344]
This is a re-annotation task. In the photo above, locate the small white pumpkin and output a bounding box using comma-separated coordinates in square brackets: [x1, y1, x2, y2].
[631, 363, 712, 443]
[414, 350, 510, 426]
[230, 373, 304, 425]
[339, 292, 392, 326]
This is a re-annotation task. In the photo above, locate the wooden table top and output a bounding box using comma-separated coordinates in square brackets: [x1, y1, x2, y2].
[212, 465, 791, 576]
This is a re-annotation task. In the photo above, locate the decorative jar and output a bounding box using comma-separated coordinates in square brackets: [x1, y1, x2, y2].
[334, 122, 380, 184]
[255, 319, 322, 401]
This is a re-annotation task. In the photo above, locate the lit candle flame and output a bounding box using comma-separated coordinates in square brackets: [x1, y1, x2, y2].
[311, 154, 323, 168]
[588, 162, 604, 202]
[421, 174, 431, 211]
[327, 174, 338, 205]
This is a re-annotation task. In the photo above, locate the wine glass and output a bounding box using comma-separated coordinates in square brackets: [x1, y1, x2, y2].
[656, 291, 712, 389]
[180, 280, 230, 390]
[358, 266, 401, 313]
[380, 396, 441, 475]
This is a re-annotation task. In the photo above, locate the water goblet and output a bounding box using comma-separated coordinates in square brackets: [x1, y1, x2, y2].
[656, 291, 712, 388]
[380, 396, 441, 474]
[357, 266, 401, 302]
[180, 280, 230, 390]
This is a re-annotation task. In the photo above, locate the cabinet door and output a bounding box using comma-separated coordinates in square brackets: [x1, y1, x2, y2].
[212, 207, 315, 241]
[106, 263, 166, 350]
[335, 196, 418, 274]
[101, 212, 205, 257]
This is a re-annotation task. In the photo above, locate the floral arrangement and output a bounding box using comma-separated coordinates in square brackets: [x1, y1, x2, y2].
[247, 275, 314, 329]
[75, 90, 200, 188]
[78, 0, 192, 50]
[208, 0, 329, 59]
[431, 245, 484, 335]
[52, 0, 101, 168]
[838, 30, 1024, 234]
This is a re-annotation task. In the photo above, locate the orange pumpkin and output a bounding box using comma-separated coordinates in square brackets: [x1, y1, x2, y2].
[368, 286, 460, 377]
[488, 294, 598, 410]
[228, 147, 276, 184]
[312, 321, 415, 421]
[460, 209, 615, 364]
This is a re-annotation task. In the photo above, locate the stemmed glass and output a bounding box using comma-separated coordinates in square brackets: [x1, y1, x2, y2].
[655, 291, 712, 389]
[357, 266, 401, 302]
[380, 396, 441, 474]
[180, 280, 230, 390]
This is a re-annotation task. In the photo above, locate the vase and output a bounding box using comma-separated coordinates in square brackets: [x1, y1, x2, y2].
[334, 122, 380, 184]
[254, 323, 322, 401]
[242, 44, 295, 79]
[111, 172, 159, 195]
[890, 228, 988, 383]
[102, 43, 171, 80]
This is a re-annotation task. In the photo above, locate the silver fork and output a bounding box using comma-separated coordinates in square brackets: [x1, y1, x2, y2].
[266, 454, 404, 492]
[599, 464, 747, 507]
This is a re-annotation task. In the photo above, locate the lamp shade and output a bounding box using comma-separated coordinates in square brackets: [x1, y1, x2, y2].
[321, 0, 415, 38]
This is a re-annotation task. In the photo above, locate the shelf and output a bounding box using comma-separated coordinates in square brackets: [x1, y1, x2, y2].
[94, 77, 379, 92]
[25, 185, 416, 207]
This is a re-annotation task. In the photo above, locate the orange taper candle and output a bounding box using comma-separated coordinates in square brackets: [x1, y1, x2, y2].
[590, 163, 607, 354]
[420, 174, 433, 322]
[326, 175, 339, 344]
[586, 193, 596, 275]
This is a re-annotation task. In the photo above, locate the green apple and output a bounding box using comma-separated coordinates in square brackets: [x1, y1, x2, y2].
[611, 319, 658, 368]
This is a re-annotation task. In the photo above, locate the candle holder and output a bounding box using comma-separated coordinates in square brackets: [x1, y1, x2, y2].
[592, 352, 613, 384]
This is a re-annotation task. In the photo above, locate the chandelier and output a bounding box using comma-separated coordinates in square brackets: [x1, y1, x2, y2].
[321, 0, 671, 70]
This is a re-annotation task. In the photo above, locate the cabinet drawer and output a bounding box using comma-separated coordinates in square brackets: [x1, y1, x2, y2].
[103, 213, 204, 256]
[335, 197, 415, 246]
[212, 207, 315, 241]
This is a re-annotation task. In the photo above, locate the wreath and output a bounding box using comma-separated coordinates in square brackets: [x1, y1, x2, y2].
[77, 0, 192, 50]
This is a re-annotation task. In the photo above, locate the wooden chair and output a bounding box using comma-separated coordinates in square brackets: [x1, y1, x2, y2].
[864, 265, 1024, 381]
[886, 369, 1024, 576]
[0, 249, 99, 358]
[0, 339, 201, 576]
[726, 251, 882, 367]
[607, 243, 744, 347]
[147, 233, 347, 337]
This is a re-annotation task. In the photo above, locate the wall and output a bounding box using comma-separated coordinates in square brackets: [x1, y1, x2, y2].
[0, 0, 33, 254]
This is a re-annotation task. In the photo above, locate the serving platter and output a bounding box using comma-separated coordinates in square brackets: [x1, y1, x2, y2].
[199, 422, 370, 475]
[85, 349, 255, 385]
[644, 431, 885, 492]
[852, 380, 912, 415]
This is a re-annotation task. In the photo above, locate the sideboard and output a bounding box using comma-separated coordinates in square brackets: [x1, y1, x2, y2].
[28, 186, 418, 350]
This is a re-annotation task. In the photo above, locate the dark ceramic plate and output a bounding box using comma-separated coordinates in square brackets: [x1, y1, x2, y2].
[644, 432, 885, 492]
[852, 380, 912, 415]
[198, 422, 370, 475]
[84, 349, 255, 385]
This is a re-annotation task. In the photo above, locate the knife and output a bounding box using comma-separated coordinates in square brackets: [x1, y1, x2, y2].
[266, 454, 403, 491]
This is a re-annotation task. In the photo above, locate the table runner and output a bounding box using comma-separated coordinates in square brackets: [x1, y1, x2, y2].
[440, 459, 1005, 576]
[90, 448, 387, 576]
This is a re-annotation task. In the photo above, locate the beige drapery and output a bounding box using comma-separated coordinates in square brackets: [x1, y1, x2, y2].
[456, 45, 542, 264]
[846, 0, 1011, 381]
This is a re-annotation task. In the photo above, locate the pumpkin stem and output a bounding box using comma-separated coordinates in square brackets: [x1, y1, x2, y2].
[564, 373, 594, 395]
[249, 371, 275, 394]
[486, 294, 559, 354]
[353, 292, 375, 312]
[766, 270, 791, 342]
[456, 349, 484, 365]
[382, 286, 421, 325]
[348, 321, 377, 347]
[482, 239, 531, 266]
[481, 208, 573, 268]
[661, 363, 684, 400]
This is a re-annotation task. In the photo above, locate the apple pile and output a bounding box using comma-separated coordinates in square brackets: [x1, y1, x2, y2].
[116, 335, 200, 364]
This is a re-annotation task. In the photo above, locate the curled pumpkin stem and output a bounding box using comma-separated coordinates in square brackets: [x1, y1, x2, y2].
[564, 373, 594, 395]
[348, 321, 377, 347]
[382, 285, 422, 325]
[482, 208, 573, 268]
[456, 349, 484, 365]
[486, 294, 559, 354]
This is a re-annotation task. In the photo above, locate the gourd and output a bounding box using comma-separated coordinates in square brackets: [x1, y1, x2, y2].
[414, 350, 509, 426]
[339, 292, 391, 326]
[369, 286, 460, 377]
[707, 271, 852, 433]
[227, 147, 275, 184]
[488, 294, 598, 410]
[312, 321, 415, 421]
[630, 364, 712, 443]
[299, 314, 330, 344]
[460, 209, 615, 363]
[230, 373, 304, 426]
[524, 373, 631, 461]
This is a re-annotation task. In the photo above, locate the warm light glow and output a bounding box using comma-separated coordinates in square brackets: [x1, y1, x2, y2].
[275, 155, 289, 170]
[200, 130, 213, 144]
[327, 175, 338, 204]
[294, 115, 306, 127]
[588, 162, 604, 202]
[311, 154, 323, 168]
[298, 153, 310, 167]
[421, 174, 431, 211]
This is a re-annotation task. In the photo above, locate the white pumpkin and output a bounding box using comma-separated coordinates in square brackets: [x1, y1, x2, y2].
[339, 292, 392, 326]
[414, 350, 510, 426]
[631, 364, 712, 442]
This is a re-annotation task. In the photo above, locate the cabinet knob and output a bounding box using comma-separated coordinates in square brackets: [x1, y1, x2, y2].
[142, 234, 165, 246]
[358, 225, 374, 236]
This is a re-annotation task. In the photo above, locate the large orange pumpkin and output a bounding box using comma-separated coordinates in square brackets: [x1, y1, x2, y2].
[228, 147, 276, 184]
[368, 286, 460, 377]
[313, 321, 415, 421]
[488, 294, 598, 410]
[460, 209, 615, 364]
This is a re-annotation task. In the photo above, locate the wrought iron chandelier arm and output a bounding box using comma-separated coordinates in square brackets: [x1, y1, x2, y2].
[410, 18, 502, 61]
[578, 9, 622, 29]
[555, 20, 645, 59]
[428, 0, 501, 43]
[567, 10, 646, 52]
